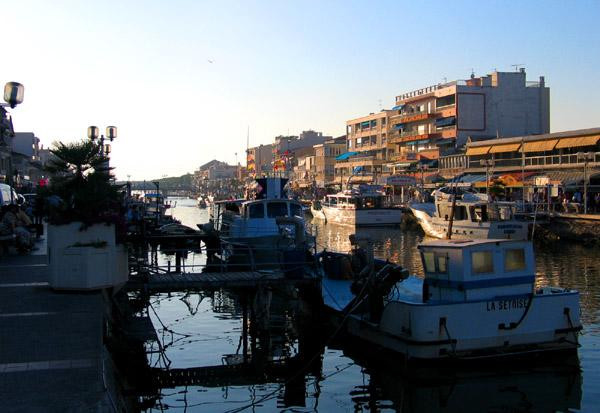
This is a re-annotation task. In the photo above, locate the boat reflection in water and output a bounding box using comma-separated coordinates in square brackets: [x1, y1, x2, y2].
[338, 342, 581, 412]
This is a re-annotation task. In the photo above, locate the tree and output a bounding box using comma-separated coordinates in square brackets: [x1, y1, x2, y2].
[43, 139, 121, 225]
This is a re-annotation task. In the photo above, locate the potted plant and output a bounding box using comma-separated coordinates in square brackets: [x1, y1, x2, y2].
[43, 139, 128, 291]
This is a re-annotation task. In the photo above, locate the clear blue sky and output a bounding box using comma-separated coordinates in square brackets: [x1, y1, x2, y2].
[3, 0, 599, 179]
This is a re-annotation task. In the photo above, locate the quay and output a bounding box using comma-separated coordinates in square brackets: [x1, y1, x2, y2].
[0, 238, 126, 412]
[126, 270, 318, 292]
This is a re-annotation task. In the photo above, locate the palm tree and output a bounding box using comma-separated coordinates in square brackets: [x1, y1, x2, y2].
[44, 139, 120, 224]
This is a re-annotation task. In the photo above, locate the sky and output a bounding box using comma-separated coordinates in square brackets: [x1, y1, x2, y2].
[2, 0, 600, 180]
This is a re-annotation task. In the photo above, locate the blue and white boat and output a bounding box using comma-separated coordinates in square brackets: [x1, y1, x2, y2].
[322, 238, 581, 361]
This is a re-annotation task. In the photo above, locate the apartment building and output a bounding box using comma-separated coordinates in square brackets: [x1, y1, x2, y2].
[389, 69, 550, 166]
[313, 136, 346, 187]
[336, 111, 394, 184]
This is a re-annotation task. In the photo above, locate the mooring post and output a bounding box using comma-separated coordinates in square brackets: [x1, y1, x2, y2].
[175, 251, 182, 273]
[242, 293, 248, 363]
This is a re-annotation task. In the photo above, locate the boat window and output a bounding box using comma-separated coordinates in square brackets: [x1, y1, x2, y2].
[504, 248, 526, 271]
[267, 201, 289, 218]
[290, 203, 302, 217]
[472, 251, 494, 274]
[329, 197, 337, 205]
[470, 205, 488, 222]
[422, 251, 448, 274]
[453, 205, 467, 220]
[248, 203, 264, 218]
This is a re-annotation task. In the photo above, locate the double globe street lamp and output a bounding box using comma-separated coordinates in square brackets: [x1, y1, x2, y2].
[87, 125, 117, 174]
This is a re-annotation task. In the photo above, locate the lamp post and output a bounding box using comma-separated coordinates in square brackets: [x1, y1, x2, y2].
[577, 151, 594, 215]
[1, 82, 25, 202]
[88, 125, 117, 174]
[417, 164, 429, 194]
[480, 159, 495, 197]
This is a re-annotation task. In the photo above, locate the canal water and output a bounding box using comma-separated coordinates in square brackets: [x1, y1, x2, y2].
[142, 198, 599, 412]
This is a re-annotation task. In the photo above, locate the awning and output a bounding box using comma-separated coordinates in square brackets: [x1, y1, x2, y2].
[360, 121, 370, 128]
[335, 151, 358, 161]
[435, 116, 456, 127]
[496, 172, 537, 187]
[522, 139, 558, 152]
[489, 143, 522, 153]
[394, 123, 406, 130]
[466, 146, 491, 156]
[391, 104, 405, 111]
[555, 135, 600, 149]
[394, 162, 416, 168]
[458, 174, 486, 184]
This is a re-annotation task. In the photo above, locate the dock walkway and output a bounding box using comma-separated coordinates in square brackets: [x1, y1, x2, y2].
[127, 271, 318, 292]
[0, 237, 122, 412]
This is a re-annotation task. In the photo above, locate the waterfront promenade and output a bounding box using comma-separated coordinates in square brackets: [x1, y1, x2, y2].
[0, 238, 120, 412]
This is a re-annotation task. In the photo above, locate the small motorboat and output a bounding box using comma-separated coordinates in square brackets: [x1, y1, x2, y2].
[321, 236, 581, 362]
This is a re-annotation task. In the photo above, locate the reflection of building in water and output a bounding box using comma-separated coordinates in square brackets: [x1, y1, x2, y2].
[312, 220, 426, 275]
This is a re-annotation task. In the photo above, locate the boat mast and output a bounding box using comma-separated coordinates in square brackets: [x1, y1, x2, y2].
[446, 181, 458, 240]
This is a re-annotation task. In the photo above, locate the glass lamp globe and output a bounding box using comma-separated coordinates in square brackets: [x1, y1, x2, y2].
[87, 126, 100, 141]
[3, 82, 24, 108]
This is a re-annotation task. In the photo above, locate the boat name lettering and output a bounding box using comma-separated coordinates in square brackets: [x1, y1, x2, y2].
[486, 298, 528, 311]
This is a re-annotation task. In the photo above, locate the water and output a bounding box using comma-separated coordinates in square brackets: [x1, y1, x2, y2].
[139, 198, 600, 412]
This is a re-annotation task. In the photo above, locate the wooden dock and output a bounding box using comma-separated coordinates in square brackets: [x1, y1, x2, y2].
[126, 271, 318, 292]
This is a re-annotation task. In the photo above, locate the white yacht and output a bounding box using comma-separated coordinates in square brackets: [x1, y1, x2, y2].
[321, 238, 581, 361]
[410, 187, 528, 240]
[318, 186, 402, 227]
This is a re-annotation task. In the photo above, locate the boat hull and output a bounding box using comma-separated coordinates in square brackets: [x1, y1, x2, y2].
[322, 206, 402, 226]
[342, 292, 580, 361]
[410, 206, 529, 240]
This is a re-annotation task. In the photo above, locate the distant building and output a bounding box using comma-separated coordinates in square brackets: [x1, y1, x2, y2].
[314, 136, 347, 187]
[247, 143, 274, 176]
[338, 112, 394, 184]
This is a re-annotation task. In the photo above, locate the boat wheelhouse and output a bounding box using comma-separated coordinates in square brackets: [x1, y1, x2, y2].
[322, 238, 581, 361]
[410, 187, 528, 239]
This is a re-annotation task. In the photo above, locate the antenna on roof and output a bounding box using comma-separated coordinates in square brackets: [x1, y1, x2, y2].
[511, 64, 525, 72]
[378, 99, 382, 111]
[470, 69, 475, 79]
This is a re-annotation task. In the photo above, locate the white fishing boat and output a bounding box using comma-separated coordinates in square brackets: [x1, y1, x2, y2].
[320, 186, 402, 227]
[321, 237, 581, 361]
[410, 187, 528, 240]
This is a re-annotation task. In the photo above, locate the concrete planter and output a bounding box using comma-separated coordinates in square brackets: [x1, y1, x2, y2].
[48, 222, 128, 291]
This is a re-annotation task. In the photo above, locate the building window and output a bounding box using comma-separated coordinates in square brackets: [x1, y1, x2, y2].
[436, 94, 456, 109]
[382, 133, 386, 144]
[382, 118, 387, 126]
[370, 119, 377, 128]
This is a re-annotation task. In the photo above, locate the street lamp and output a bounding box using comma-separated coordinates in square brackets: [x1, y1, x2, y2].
[577, 151, 595, 215]
[88, 125, 117, 172]
[1, 82, 24, 201]
[480, 159, 495, 197]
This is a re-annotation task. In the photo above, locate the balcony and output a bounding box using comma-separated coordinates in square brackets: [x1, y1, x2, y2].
[389, 130, 440, 144]
[390, 111, 436, 124]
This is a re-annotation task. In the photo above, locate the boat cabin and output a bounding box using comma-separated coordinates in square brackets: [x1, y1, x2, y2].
[324, 190, 387, 210]
[418, 239, 535, 303]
